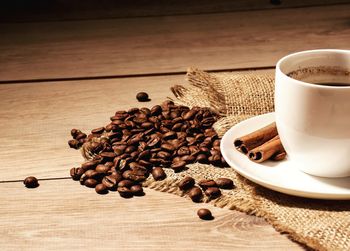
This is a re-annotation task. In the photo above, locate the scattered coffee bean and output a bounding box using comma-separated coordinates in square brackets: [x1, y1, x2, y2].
[130, 185, 144, 196]
[70, 167, 84, 180]
[198, 179, 217, 190]
[197, 208, 213, 220]
[95, 183, 108, 194]
[136, 92, 150, 102]
[171, 160, 186, 172]
[118, 186, 133, 198]
[68, 139, 81, 149]
[152, 167, 167, 181]
[23, 176, 39, 188]
[178, 176, 195, 191]
[102, 175, 119, 190]
[188, 186, 203, 202]
[215, 178, 234, 189]
[95, 164, 110, 174]
[204, 187, 221, 199]
[118, 179, 134, 188]
[84, 178, 98, 188]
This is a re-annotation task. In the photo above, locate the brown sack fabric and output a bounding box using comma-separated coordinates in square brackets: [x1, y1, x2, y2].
[146, 68, 350, 251]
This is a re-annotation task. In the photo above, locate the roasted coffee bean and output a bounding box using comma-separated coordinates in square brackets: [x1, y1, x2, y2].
[178, 176, 195, 191]
[208, 154, 221, 165]
[157, 151, 171, 159]
[70, 167, 84, 180]
[127, 171, 147, 182]
[162, 131, 176, 140]
[151, 167, 166, 181]
[102, 175, 119, 190]
[199, 147, 210, 155]
[100, 151, 116, 161]
[171, 160, 186, 172]
[117, 186, 133, 198]
[125, 145, 137, 154]
[204, 187, 221, 199]
[138, 160, 153, 169]
[95, 183, 108, 194]
[84, 178, 98, 188]
[91, 127, 105, 134]
[161, 143, 175, 152]
[23, 176, 39, 188]
[84, 170, 100, 179]
[147, 136, 161, 148]
[196, 154, 208, 164]
[90, 142, 103, 153]
[198, 179, 217, 190]
[118, 179, 134, 188]
[122, 170, 133, 179]
[140, 107, 151, 116]
[197, 208, 213, 220]
[136, 92, 150, 102]
[96, 164, 110, 174]
[138, 150, 151, 160]
[215, 178, 234, 189]
[141, 122, 153, 129]
[76, 132, 87, 141]
[130, 185, 144, 196]
[128, 107, 139, 114]
[177, 146, 190, 156]
[150, 105, 162, 116]
[161, 100, 174, 110]
[68, 139, 80, 149]
[71, 128, 80, 138]
[188, 186, 203, 202]
[81, 160, 98, 171]
[180, 155, 196, 164]
[183, 110, 197, 120]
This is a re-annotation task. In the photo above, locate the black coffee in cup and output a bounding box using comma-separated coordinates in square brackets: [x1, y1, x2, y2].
[287, 66, 350, 87]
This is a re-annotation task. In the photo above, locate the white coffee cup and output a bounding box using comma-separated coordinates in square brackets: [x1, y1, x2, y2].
[275, 49, 350, 177]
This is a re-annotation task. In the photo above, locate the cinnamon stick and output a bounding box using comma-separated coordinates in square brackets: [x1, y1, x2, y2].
[248, 136, 285, 163]
[234, 122, 278, 154]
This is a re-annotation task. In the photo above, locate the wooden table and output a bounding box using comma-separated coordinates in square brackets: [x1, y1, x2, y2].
[1, 2, 349, 250]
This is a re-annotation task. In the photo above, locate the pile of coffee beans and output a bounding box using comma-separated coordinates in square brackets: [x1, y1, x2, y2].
[68, 101, 230, 200]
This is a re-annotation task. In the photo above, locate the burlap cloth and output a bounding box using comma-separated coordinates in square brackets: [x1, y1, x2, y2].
[142, 68, 350, 251]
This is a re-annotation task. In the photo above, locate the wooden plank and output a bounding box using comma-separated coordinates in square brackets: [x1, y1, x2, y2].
[0, 179, 302, 250]
[1, 0, 349, 22]
[0, 4, 349, 82]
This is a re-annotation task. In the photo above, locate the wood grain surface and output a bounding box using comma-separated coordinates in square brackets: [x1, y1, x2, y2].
[2, 0, 349, 22]
[0, 180, 302, 250]
[0, 4, 349, 82]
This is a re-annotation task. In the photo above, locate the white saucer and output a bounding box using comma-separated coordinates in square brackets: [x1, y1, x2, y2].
[221, 112, 350, 200]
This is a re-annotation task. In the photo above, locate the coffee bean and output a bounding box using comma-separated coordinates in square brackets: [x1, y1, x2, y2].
[84, 170, 100, 179]
[127, 170, 148, 182]
[208, 154, 221, 165]
[71, 128, 80, 138]
[100, 151, 116, 160]
[180, 155, 196, 164]
[68, 139, 80, 149]
[188, 186, 203, 202]
[171, 160, 186, 172]
[91, 127, 105, 134]
[162, 131, 176, 140]
[157, 151, 171, 159]
[178, 176, 195, 191]
[198, 179, 217, 190]
[136, 92, 150, 102]
[151, 167, 166, 181]
[147, 136, 161, 148]
[138, 160, 153, 169]
[84, 178, 98, 188]
[196, 154, 208, 164]
[215, 178, 234, 189]
[95, 164, 110, 174]
[183, 110, 197, 120]
[76, 132, 87, 141]
[138, 150, 151, 160]
[204, 187, 221, 199]
[122, 170, 133, 179]
[118, 179, 134, 188]
[81, 160, 98, 171]
[102, 175, 119, 190]
[117, 186, 133, 198]
[161, 143, 175, 152]
[130, 185, 144, 196]
[177, 146, 190, 156]
[23, 176, 39, 188]
[95, 183, 108, 194]
[70, 167, 84, 180]
[197, 208, 213, 220]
